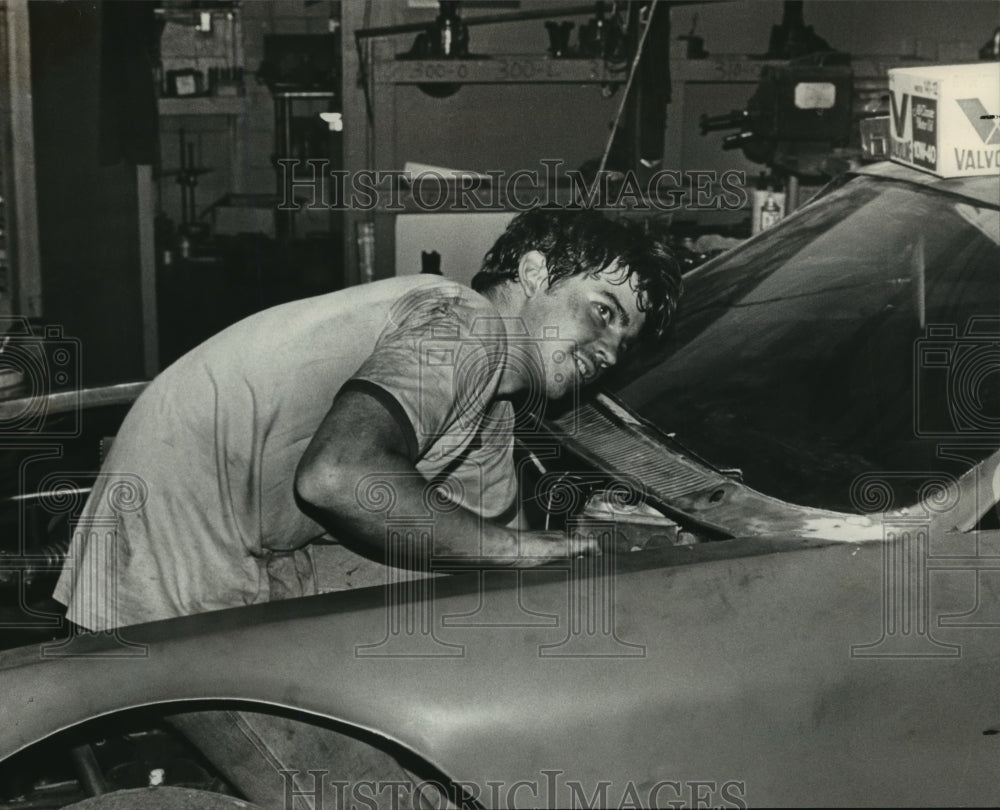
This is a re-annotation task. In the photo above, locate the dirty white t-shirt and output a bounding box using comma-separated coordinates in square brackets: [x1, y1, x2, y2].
[53, 275, 517, 631]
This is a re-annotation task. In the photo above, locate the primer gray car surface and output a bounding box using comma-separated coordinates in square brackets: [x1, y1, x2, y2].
[1, 161, 999, 808]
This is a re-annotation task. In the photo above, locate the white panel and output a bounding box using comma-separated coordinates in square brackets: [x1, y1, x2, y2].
[395, 212, 517, 286]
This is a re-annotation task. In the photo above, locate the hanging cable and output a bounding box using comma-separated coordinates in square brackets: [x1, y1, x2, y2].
[596, 0, 660, 177]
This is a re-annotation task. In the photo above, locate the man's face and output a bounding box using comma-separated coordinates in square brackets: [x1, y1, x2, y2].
[518, 259, 646, 400]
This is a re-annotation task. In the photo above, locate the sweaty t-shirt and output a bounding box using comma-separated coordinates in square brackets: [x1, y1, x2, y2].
[53, 276, 517, 630]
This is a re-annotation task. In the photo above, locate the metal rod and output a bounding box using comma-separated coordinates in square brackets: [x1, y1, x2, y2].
[786, 174, 799, 213]
[597, 0, 659, 177]
[186, 141, 197, 224]
[0, 381, 148, 420]
[355, 3, 596, 40]
[70, 744, 107, 797]
[178, 129, 187, 224]
[7, 486, 92, 503]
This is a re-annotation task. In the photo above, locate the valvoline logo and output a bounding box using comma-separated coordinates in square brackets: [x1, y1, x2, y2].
[954, 97, 1000, 172]
[956, 98, 1000, 145]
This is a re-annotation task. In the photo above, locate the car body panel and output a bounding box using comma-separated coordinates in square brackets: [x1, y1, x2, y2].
[2, 531, 999, 807]
[850, 159, 1000, 206]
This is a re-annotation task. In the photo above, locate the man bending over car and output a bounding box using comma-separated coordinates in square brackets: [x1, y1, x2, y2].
[52, 206, 681, 808]
[54, 207, 681, 631]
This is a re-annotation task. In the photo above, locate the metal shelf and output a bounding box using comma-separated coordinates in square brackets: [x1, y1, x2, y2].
[157, 96, 246, 116]
[375, 55, 626, 85]
[358, 46, 631, 279]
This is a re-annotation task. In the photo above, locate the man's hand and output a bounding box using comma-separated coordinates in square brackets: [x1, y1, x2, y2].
[436, 528, 601, 570]
[497, 529, 601, 567]
[295, 389, 599, 569]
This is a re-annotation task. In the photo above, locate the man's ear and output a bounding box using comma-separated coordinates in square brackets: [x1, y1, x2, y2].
[516, 250, 549, 298]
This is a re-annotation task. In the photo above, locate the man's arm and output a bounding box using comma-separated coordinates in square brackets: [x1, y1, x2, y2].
[295, 389, 595, 567]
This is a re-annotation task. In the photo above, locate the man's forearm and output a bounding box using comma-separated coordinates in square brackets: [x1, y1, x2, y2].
[296, 445, 530, 566]
[295, 389, 594, 568]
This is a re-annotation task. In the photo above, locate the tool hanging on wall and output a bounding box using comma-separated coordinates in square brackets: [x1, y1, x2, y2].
[354, 2, 600, 112]
[595, 0, 660, 177]
[156, 129, 213, 256]
[573, 2, 673, 185]
[765, 1, 831, 60]
[176, 129, 211, 229]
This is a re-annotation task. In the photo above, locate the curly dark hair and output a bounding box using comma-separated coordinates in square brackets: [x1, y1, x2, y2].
[471, 207, 683, 351]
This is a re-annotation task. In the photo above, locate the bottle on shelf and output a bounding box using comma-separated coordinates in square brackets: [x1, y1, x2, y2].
[434, 1, 469, 58]
[752, 176, 786, 234]
[760, 191, 782, 231]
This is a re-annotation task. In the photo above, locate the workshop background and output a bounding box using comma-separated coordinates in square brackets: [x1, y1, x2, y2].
[0, 0, 996, 388]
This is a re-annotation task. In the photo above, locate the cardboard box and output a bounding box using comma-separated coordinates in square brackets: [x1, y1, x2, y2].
[888, 63, 1000, 178]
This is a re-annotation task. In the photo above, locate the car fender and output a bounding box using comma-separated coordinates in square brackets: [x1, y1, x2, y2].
[2, 536, 999, 808]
